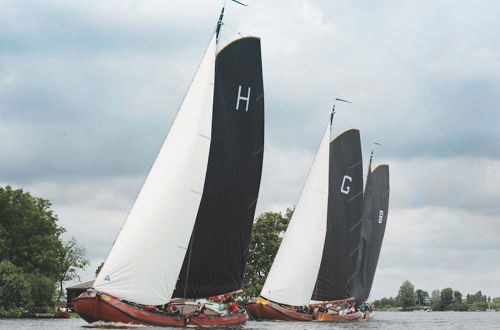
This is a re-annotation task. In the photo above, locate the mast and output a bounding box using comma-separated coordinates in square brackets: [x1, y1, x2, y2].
[215, 7, 225, 41]
[329, 104, 335, 127]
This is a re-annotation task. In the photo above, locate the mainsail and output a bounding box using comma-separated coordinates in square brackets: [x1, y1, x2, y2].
[173, 37, 264, 298]
[260, 125, 330, 306]
[312, 129, 364, 301]
[93, 35, 217, 305]
[350, 163, 390, 302]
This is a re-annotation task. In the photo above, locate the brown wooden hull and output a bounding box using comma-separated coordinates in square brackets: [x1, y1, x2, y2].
[362, 310, 373, 319]
[53, 311, 70, 318]
[315, 311, 362, 321]
[246, 300, 313, 321]
[74, 292, 248, 327]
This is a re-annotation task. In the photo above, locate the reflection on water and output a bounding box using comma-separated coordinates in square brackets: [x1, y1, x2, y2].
[1, 312, 500, 329]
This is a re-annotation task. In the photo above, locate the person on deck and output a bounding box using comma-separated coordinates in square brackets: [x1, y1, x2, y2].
[195, 302, 207, 319]
[227, 301, 239, 314]
[348, 303, 356, 314]
[169, 304, 180, 317]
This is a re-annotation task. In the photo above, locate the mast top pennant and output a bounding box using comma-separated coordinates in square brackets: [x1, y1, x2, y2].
[229, 0, 248, 6]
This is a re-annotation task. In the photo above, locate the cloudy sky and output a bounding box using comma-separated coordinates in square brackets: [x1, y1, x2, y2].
[1, 0, 499, 300]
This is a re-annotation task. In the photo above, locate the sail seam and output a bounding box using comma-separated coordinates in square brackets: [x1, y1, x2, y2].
[348, 160, 363, 169]
[248, 197, 258, 209]
[349, 243, 361, 258]
[349, 218, 363, 231]
[199, 134, 211, 140]
[348, 190, 362, 201]
[254, 146, 264, 156]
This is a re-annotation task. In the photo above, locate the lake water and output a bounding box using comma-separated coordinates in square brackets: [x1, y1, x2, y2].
[1, 312, 500, 329]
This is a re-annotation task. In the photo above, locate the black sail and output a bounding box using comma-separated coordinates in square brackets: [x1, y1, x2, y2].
[312, 129, 364, 301]
[173, 37, 264, 298]
[350, 164, 390, 302]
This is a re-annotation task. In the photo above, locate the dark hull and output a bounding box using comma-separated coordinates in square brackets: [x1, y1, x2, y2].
[74, 292, 248, 327]
[246, 301, 313, 321]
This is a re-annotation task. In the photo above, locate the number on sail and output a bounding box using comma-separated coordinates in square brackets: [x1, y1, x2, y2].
[378, 210, 384, 223]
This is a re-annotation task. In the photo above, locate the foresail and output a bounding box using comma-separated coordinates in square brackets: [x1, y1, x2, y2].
[173, 37, 264, 298]
[312, 129, 364, 301]
[93, 35, 217, 305]
[260, 125, 330, 306]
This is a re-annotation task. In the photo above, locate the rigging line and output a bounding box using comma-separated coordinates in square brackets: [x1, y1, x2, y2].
[182, 230, 196, 299]
[222, 23, 245, 37]
[333, 112, 353, 128]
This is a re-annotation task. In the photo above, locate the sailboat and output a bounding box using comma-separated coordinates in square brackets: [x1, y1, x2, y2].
[348, 146, 390, 319]
[74, 6, 264, 327]
[247, 108, 365, 322]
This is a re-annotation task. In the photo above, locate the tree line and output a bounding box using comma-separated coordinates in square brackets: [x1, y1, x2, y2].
[4, 185, 498, 317]
[0, 186, 89, 317]
[373, 280, 500, 311]
[1, 184, 292, 317]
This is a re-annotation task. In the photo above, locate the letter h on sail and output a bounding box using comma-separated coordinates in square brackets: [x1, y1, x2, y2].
[236, 85, 251, 111]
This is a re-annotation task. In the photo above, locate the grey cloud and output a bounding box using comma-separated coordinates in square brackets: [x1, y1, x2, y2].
[2, 0, 500, 298]
[388, 157, 500, 215]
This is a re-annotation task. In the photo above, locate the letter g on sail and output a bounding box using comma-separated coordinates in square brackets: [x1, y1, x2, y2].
[340, 175, 352, 195]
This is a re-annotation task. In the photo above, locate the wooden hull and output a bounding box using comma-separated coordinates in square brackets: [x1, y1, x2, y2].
[246, 299, 363, 322]
[362, 310, 373, 319]
[54, 311, 70, 318]
[246, 300, 313, 321]
[74, 292, 248, 327]
[315, 311, 362, 321]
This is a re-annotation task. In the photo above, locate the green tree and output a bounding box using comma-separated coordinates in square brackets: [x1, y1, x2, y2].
[25, 273, 55, 312]
[415, 289, 429, 307]
[396, 280, 416, 309]
[95, 262, 104, 277]
[0, 261, 32, 316]
[492, 297, 500, 310]
[430, 289, 441, 310]
[0, 186, 64, 278]
[55, 238, 89, 303]
[373, 296, 396, 309]
[451, 290, 468, 311]
[440, 288, 454, 310]
[242, 208, 293, 299]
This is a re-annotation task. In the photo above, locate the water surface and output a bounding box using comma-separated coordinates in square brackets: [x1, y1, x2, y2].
[1, 312, 500, 329]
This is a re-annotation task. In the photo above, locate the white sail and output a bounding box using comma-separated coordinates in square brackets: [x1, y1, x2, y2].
[260, 124, 330, 306]
[94, 35, 217, 305]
